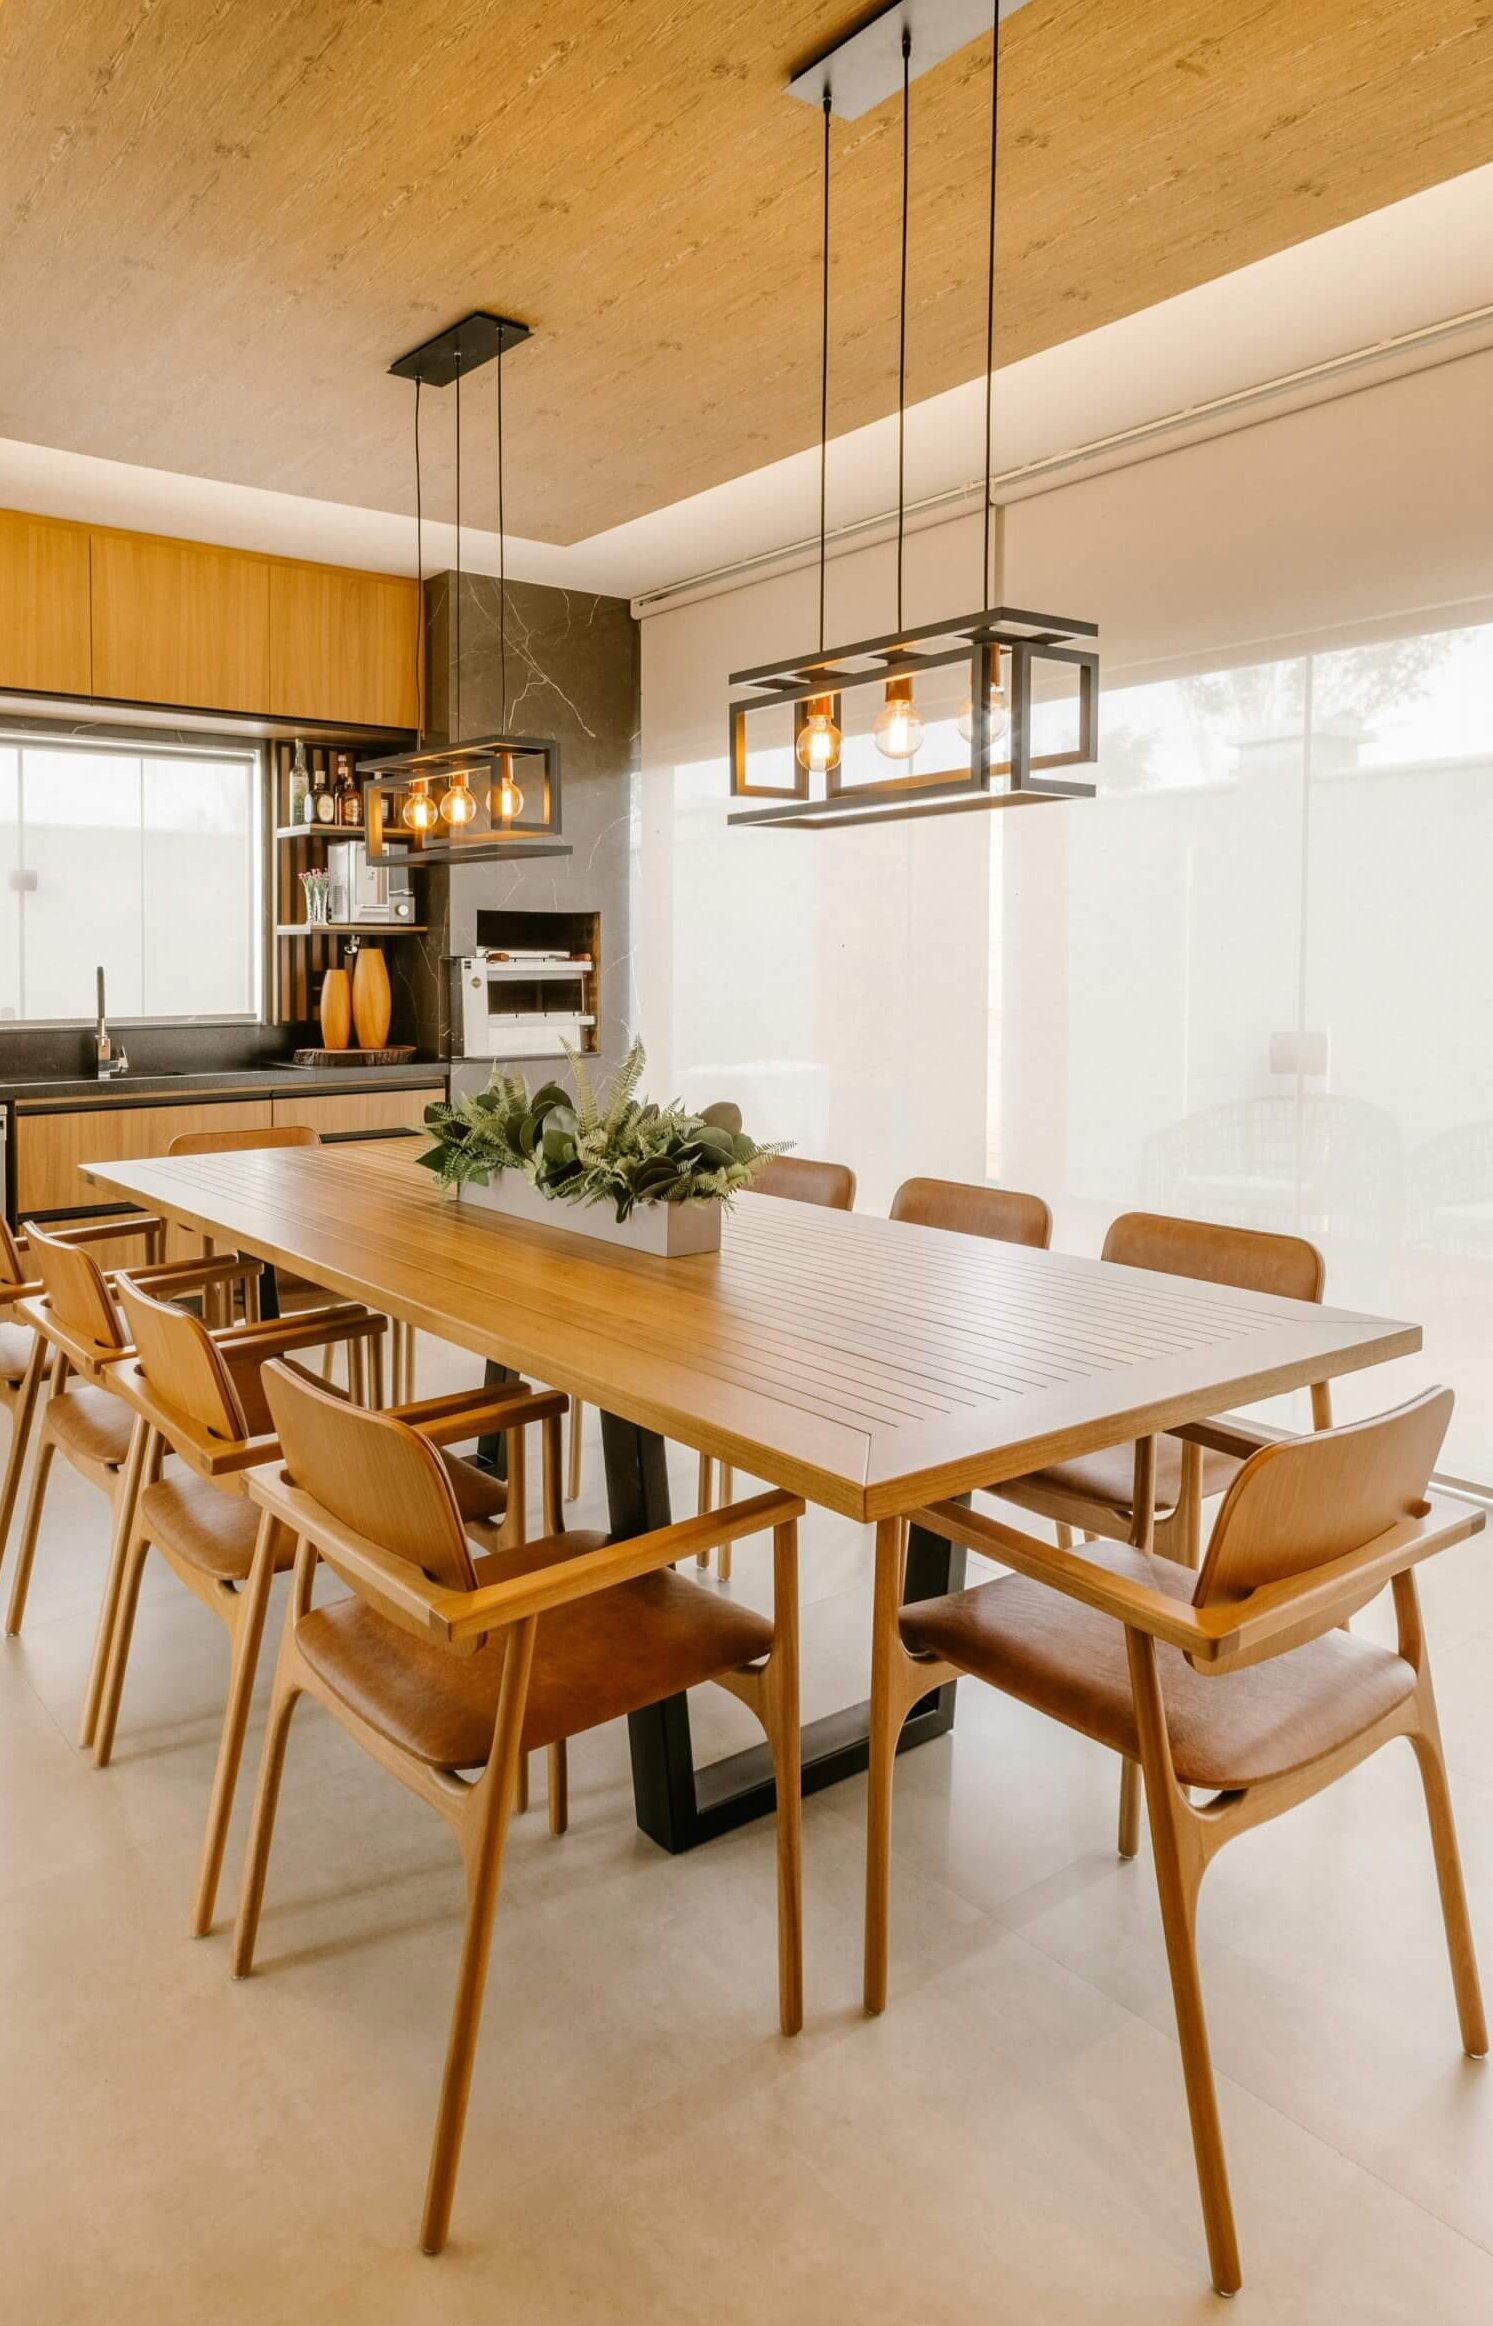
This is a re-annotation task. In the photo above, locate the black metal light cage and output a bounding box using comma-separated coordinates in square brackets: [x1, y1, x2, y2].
[360, 732, 566, 866]
[726, 604, 1098, 829]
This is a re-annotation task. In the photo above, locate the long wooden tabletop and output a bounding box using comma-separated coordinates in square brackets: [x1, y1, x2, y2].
[84, 1143, 1420, 1522]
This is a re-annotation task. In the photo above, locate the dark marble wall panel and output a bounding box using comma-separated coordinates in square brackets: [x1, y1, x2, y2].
[423, 573, 639, 1089]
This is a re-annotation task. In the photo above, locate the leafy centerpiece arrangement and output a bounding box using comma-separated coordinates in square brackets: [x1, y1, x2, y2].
[415, 1042, 783, 1256]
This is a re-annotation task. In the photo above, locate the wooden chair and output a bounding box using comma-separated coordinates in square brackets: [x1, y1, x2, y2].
[991, 1211, 1331, 1856]
[889, 1175, 1052, 1249]
[166, 1120, 419, 1393]
[699, 1148, 857, 1582]
[865, 1389, 1485, 2295]
[85, 1274, 391, 1933]
[2, 1221, 258, 1691]
[231, 1356, 805, 2253]
[0, 1211, 166, 1571]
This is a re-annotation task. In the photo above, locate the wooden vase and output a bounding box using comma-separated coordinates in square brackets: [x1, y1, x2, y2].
[318, 966, 352, 1052]
[351, 942, 392, 1050]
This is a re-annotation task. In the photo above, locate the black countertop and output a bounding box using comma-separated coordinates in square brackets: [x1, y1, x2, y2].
[2, 1062, 448, 1110]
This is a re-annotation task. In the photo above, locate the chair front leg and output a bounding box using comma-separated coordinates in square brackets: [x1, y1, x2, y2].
[232, 1539, 316, 1980]
[83, 1419, 154, 1755]
[193, 1511, 286, 1938]
[1116, 1436, 1159, 1861]
[0, 1336, 47, 1575]
[421, 1613, 538, 2256]
[1125, 1627, 1241, 2297]
[5, 1425, 56, 1637]
[765, 1514, 803, 2035]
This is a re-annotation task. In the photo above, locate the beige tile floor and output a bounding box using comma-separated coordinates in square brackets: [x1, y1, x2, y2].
[4, 1333, 1493, 2321]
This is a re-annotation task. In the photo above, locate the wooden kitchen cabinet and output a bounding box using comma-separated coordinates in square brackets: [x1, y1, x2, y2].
[268, 563, 420, 729]
[0, 510, 92, 695]
[15, 1098, 274, 1214]
[89, 531, 271, 713]
[270, 1088, 442, 1139]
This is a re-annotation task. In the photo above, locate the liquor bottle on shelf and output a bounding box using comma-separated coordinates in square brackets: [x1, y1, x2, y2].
[288, 739, 311, 825]
[311, 756, 337, 824]
[333, 751, 363, 827]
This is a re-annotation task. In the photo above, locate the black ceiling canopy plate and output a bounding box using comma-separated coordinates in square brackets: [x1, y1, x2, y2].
[788, 0, 1032, 119]
[389, 311, 531, 388]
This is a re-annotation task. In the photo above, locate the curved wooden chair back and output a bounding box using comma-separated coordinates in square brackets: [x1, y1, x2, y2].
[1196, 1386, 1453, 1611]
[1102, 1211, 1324, 1304]
[0, 1216, 29, 1295]
[261, 1356, 477, 1593]
[24, 1220, 124, 1354]
[114, 1274, 252, 1443]
[753, 1154, 856, 1211]
[166, 1124, 321, 1157]
[891, 1177, 1051, 1248]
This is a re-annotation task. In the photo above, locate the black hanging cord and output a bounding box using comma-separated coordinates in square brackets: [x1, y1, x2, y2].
[497, 328, 508, 726]
[981, 0, 1000, 605]
[454, 355, 463, 743]
[895, 27, 911, 635]
[413, 377, 424, 744]
[817, 90, 831, 654]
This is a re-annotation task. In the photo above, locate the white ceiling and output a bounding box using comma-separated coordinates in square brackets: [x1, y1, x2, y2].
[3, 159, 1491, 612]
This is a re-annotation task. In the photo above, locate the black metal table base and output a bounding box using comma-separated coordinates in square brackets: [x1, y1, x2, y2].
[603, 1408, 966, 1856]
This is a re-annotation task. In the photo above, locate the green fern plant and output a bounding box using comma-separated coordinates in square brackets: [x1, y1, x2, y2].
[416, 1042, 787, 1222]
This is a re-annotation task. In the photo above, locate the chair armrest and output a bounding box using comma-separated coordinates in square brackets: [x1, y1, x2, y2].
[213, 1306, 386, 1361]
[1169, 1417, 1276, 1462]
[911, 1492, 1486, 1670]
[52, 1215, 164, 1251]
[388, 1383, 567, 1447]
[244, 1467, 800, 1643]
[123, 1254, 262, 1298]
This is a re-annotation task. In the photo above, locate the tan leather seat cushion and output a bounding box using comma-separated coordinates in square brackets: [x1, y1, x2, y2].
[139, 1474, 295, 1584]
[1001, 1432, 1240, 1523]
[297, 1538, 775, 1769]
[49, 1382, 135, 1469]
[900, 1540, 1415, 1790]
[0, 1322, 35, 1386]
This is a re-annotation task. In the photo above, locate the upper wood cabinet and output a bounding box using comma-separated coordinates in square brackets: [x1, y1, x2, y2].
[91, 531, 271, 713]
[0, 510, 92, 694]
[268, 563, 419, 729]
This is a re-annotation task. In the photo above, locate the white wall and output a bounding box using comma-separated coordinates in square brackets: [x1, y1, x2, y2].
[637, 345, 1493, 1280]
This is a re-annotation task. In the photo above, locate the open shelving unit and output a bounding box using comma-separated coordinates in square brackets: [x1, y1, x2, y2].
[269, 736, 426, 1024]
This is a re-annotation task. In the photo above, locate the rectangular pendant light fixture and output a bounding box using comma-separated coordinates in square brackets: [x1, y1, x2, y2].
[360, 733, 567, 866]
[727, 606, 1097, 828]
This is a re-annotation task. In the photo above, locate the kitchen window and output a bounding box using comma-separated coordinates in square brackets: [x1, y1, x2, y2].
[0, 733, 262, 1023]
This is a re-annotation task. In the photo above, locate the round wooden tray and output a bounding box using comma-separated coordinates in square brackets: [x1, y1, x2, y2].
[290, 1045, 418, 1069]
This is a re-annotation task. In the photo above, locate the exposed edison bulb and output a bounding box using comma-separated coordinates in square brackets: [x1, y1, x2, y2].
[401, 776, 437, 834]
[872, 676, 923, 762]
[957, 678, 1012, 752]
[439, 769, 478, 827]
[795, 695, 842, 777]
[488, 752, 526, 822]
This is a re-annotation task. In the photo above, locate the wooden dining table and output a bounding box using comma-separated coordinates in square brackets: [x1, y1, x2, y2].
[84, 1140, 1419, 1854]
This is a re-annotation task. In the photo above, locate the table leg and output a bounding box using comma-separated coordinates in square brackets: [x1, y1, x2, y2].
[604, 1410, 965, 1856]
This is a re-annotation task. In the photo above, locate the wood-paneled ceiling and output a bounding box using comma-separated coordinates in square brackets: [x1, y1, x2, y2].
[2, 0, 1490, 547]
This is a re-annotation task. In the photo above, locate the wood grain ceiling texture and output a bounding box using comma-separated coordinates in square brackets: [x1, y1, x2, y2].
[0, 0, 1490, 545]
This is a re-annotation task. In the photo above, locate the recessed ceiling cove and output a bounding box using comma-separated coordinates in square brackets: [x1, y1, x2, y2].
[0, 0, 1489, 546]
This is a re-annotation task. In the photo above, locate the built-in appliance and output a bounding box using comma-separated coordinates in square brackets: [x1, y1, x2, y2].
[326, 840, 415, 925]
[457, 949, 594, 1060]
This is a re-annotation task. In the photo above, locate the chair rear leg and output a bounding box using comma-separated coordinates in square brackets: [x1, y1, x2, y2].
[695, 1451, 715, 1564]
[1127, 1629, 1241, 2296]
[5, 1436, 55, 1637]
[547, 1740, 568, 1837]
[566, 1400, 584, 1503]
[193, 1514, 283, 1939]
[421, 1616, 537, 2256]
